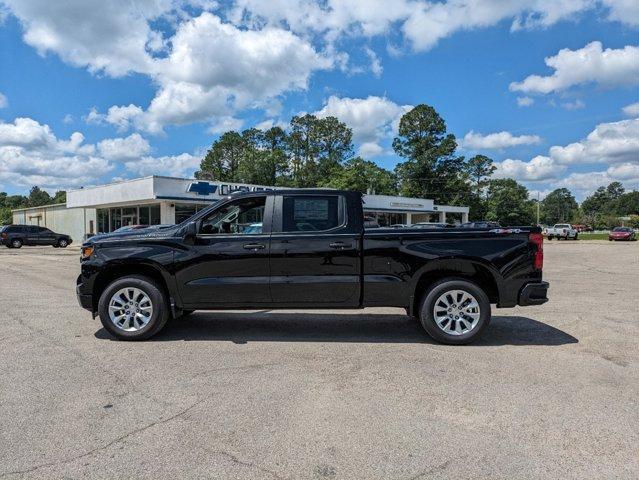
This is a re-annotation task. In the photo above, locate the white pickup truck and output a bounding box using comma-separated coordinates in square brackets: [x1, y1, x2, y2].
[545, 223, 578, 240]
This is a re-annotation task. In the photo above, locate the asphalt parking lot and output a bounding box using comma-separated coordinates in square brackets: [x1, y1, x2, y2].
[1, 241, 638, 479]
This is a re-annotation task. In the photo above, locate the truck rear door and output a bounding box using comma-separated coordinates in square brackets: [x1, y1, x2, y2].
[269, 193, 361, 306]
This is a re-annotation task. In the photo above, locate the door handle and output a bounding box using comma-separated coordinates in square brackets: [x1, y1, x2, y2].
[329, 242, 352, 249]
[243, 243, 266, 250]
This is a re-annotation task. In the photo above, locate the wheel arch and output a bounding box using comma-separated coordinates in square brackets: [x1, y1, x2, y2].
[410, 260, 500, 316]
[92, 262, 176, 314]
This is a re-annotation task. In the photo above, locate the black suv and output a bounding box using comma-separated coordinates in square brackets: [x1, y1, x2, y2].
[1, 225, 72, 249]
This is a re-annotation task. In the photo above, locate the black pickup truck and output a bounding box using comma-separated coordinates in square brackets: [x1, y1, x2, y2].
[76, 190, 548, 344]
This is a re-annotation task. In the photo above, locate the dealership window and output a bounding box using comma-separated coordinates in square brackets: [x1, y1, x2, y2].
[175, 203, 210, 224]
[97, 205, 165, 233]
[365, 211, 407, 227]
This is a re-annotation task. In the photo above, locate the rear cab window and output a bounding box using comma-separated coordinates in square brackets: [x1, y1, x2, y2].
[281, 195, 343, 232]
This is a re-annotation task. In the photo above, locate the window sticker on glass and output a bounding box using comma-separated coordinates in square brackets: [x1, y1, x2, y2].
[294, 199, 329, 221]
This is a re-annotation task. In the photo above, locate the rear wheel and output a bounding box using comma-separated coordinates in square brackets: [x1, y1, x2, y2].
[418, 278, 491, 345]
[11, 239, 22, 249]
[98, 275, 170, 340]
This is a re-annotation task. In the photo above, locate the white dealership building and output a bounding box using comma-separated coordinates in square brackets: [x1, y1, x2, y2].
[12, 176, 469, 242]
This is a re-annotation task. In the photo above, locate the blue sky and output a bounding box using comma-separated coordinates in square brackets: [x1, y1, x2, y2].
[1, 1, 638, 200]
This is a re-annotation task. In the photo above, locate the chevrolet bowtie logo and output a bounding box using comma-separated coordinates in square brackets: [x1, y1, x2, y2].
[187, 182, 217, 196]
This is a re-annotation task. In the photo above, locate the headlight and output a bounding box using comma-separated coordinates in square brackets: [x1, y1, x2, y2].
[81, 246, 94, 259]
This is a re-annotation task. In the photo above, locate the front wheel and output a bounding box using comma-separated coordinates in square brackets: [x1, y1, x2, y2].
[58, 238, 69, 248]
[11, 239, 22, 249]
[418, 278, 491, 345]
[98, 275, 170, 340]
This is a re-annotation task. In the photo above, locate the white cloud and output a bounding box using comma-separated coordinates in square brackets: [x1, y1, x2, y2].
[403, 0, 594, 52]
[0, 117, 94, 155]
[510, 41, 639, 94]
[494, 155, 566, 182]
[0, 117, 112, 189]
[517, 96, 534, 107]
[3, 0, 638, 137]
[549, 118, 639, 164]
[622, 101, 639, 117]
[95, 12, 331, 133]
[124, 153, 200, 178]
[314, 95, 412, 157]
[0, 116, 200, 189]
[491, 117, 639, 190]
[0, 0, 168, 77]
[0, 92, 7, 109]
[365, 47, 383, 77]
[462, 130, 541, 150]
[603, 0, 639, 26]
[561, 99, 585, 110]
[97, 133, 151, 161]
[208, 116, 244, 134]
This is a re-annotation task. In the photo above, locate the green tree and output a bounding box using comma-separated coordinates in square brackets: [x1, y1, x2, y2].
[28, 186, 52, 207]
[485, 179, 535, 226]
[323, 157, 397, 195]
[581, 186, 610, 216]
[616, 191, 639, 215]
[52, 190, 67, 204]
[465, 154, 496, 220]
[315, 116, 353, 180]
[465, 155, 496, 197]
[541, 188, 578, 224]
[196, 131, 246, 182]
[287, 114, 353, 187]
[393, 104, 466, 205]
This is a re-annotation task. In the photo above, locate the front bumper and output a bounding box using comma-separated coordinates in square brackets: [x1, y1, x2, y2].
[518, 281, 549, 306]
[76, 279, 93, 312]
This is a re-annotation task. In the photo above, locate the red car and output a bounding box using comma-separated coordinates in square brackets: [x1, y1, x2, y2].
[608, 227, 636, 241]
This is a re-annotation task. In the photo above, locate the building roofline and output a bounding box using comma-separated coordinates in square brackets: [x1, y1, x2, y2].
[66, 176, 156, 193]
[11, 202, 67, 213]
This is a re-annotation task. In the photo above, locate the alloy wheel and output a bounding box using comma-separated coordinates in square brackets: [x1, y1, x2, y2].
[108, 287, 153, 332]
[432, 289, 481, 336]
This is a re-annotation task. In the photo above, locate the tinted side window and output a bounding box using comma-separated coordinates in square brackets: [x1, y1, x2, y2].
[282, 196, 340, 232]
[200, 196, 266, 235]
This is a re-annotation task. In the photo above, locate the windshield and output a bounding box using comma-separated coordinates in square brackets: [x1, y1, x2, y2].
[613, 227, 631, 232]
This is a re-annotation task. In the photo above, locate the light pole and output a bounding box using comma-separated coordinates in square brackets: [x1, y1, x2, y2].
[537, 191, 540, 225]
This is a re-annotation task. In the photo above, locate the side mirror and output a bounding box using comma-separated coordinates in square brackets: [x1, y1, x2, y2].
[184, 221, 197, 242]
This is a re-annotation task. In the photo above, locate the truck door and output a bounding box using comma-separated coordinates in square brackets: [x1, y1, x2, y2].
[174, 195, 273, 306]
[269, 194, 361, 306]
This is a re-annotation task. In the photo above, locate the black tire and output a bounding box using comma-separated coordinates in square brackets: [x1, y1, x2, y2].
[574, 233, 578, 240]
[11, 239, 23, 249]
[418, 278, 491, 345]
[547, 236, 553, 240]
[98, 275, 170, 341]
[58, 238, 69, 248]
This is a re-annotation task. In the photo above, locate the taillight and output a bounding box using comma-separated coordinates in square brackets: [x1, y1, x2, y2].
[529, 232, 543, 270]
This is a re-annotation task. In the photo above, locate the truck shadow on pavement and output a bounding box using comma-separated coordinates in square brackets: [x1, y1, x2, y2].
[95, 312, 578, 346]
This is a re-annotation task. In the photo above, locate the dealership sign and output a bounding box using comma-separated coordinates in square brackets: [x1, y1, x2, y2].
[187, 181, 274, 197]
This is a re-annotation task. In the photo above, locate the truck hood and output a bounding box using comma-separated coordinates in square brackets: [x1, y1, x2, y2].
[84, 225, 182, 245]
